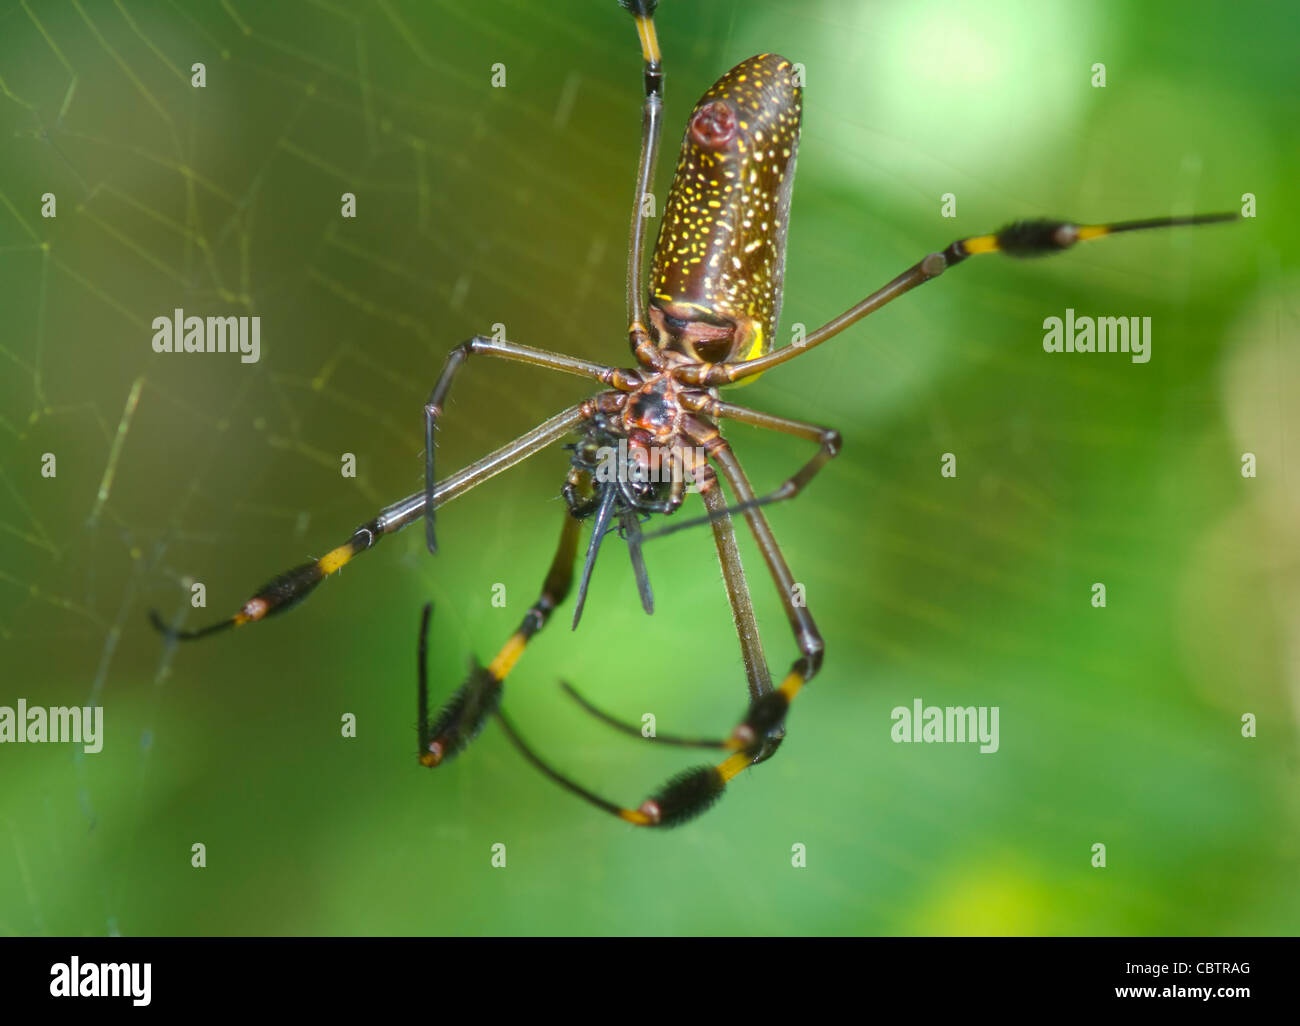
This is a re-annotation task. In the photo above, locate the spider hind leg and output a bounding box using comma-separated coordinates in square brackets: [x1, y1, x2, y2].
[417, 512, 580, 768]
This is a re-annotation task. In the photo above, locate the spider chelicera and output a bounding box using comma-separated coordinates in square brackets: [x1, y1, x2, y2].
[153, 0, 1236, 827]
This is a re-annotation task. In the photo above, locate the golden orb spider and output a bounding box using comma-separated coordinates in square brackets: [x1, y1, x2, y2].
[152, 0, 1236, 827]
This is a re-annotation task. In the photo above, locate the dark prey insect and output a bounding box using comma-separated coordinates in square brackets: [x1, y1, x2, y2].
[152, 0, 1238, 827]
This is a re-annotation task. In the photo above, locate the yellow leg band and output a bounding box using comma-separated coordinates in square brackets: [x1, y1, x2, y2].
[318, 544, 353, 575]
[963, 234, 1000, 255]
[619, 807, 656, 827]
[488, 632, 527, 681]
[635, 15, 661, 64]
[718, 751, 753, 783]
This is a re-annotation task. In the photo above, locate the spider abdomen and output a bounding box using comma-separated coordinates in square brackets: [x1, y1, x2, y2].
[649, 53, 802, 365]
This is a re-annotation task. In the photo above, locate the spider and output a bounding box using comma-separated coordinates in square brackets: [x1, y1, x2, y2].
[152, 0, 1236, 827]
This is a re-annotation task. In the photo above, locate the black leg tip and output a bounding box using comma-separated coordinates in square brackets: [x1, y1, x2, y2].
[147, 609, 234, 642]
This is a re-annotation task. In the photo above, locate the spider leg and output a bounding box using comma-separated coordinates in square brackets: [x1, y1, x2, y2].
[150, 404, 590, 641]
[674, 211, 1240, 387]
[494, 707, 751, 828]
[619, 0, 665, 366]
[698, 469, 776, 705]
[557, 680, 729, 748]
[641, 402, 841, 540]
[417, 511, 580, 766]
[424, 334, 638, 553]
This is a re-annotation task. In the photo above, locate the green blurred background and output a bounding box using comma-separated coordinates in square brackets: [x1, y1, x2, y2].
[1, 0, 1296, 936]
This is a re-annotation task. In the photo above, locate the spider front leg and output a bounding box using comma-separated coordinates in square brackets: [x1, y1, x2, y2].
[417, 511, 580, 766]
[150, 404, 590, 641]
[675, 212, 1239, 387]
[618, 0, 665, 366]
[423, 335, 638, 553]
[642, 401, 842, 539]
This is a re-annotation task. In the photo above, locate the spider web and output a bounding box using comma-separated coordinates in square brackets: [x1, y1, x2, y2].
[1, 0, 1296, 937]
